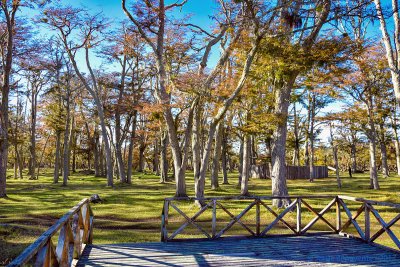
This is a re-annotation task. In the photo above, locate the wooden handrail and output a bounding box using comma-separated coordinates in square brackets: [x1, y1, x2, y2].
[338, 195, 400, 209]
[8, 198, 94, 267]
[161, 195, 400, 253]
[164, 195, 338, 201]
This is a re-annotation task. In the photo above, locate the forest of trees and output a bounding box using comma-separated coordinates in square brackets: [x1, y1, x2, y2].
[0, 0, 399, 208]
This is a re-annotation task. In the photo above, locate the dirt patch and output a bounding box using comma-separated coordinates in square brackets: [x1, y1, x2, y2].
[95, 215, 160, 224]
[3, 214, 60, 229]
[0, 225, 28, 240]
[0, 225, 42, 266]
[94, 224, 160, 231]
[94, 215, 161, 231]
[78, 170, 95, 175]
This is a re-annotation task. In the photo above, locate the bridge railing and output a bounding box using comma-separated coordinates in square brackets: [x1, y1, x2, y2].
[161, 195, 400, 252]
[8, 198, 93, 267]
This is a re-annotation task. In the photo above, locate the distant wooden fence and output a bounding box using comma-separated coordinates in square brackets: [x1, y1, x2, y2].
[287, 166, 328, 180]
[250, 165, 328, 179]
[161, 195, 400, 253]
[8, 198, 93, 267]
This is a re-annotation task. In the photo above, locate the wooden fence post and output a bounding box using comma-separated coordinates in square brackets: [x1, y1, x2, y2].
[212, 200, 217, 239]
[88, 202, 94, 244]
[336, 197, 341, 232]
[256, 199, 260, 236]
[297, 198, 302, 234]
[161, 200, 169, 242]
[365, 204, 370, 242]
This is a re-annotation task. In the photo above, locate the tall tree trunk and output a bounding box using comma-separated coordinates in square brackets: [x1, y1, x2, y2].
[127, 110, 138, 183]
[192, 103, 202, 196]
[377, 123, 389, 178]
[60, 144, 64, 176]
[395, 134, 400, 176]
[171, 99, 195, 197]
[265, 136, 272, 166]
[241, 134, 250, 196]
[94, 125, 100, 177]
[221, 128, 229, 184]
[100, 142, 104, 177]
[68, 114, 75, 175]
[62, 90, 71, 186]
[160, 130, 169, 183]
[271, 76, 296, 208]
[138, 144, 146, 172]
[53, 131, 61, 183]
[87, 149, 91, 171]
[13, 161, 17, 179]
[102, 143, 106, 177]
[153, 137, 159, 175]
[115, 132, 126, 182]
[303, 99, 311, 167]
[367, 100, 380, 189]
[333, 145, 341, 189]
[391, 117, 400, 176]
[28, 91, 37, 180]
[250, 136, 257, 165]
[17, 149, 23, 179]
[163, 105, 189, 197]
[113, 151, 119, 181]
[227, 151, 233, 173]
[292, 103, 300, 166]
[238, 138, 244, 186]
[11, 125, 23, 179]
[97, 104, 113, 186]
[72, 132, 76, 173]
[374, 0, 400, 113]
[369, 137, 379, 189]
[379, 140, 389, 178]
[309, 94, 315, 182]
[36, 135, 49, 179]
[350, 139, 357, 173]
[115, 56, 127, 183]
[0, 3, 19, 197]
[123, 140, 127, 164]
[13, 143, 23, 179]
[104, 148, 108, 177]
[211, 121, 223, 189]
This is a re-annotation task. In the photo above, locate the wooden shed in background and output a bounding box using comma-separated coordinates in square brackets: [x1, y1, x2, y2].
[250, 164, 328, 180]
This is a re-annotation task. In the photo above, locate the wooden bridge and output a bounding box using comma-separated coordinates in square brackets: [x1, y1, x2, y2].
[8, 195, 400, 266]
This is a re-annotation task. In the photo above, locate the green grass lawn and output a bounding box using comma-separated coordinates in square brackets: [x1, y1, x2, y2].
[1, 169, 400, 265]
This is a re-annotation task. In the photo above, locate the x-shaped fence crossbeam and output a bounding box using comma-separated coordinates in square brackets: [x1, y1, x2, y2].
[338, 199, 365, 240]
[215, 200, 257, 238]
[168, 201, 212, 240]
[260, 199, 298, 236]
[259, 199, 297, 235]
[367, 204, 400, 249]
[300, 198, 337, 234]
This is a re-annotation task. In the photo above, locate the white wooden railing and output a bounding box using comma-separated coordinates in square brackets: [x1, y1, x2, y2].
[8, 198, 93, 267]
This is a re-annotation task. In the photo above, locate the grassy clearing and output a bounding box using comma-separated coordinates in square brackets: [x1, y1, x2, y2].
[1, 169, 400, 265]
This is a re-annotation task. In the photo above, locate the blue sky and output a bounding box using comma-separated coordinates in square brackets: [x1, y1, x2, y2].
[70, 0, 217, 29]
[37, 0, 220, 70]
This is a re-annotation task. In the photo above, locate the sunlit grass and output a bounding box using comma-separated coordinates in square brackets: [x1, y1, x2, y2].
[1, 169, 400, 265]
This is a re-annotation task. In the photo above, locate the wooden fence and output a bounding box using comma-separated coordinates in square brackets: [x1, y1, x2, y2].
[250, 165, 328, 179]
[8, 198, 93, 267]
[161, 195, 400, 253]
